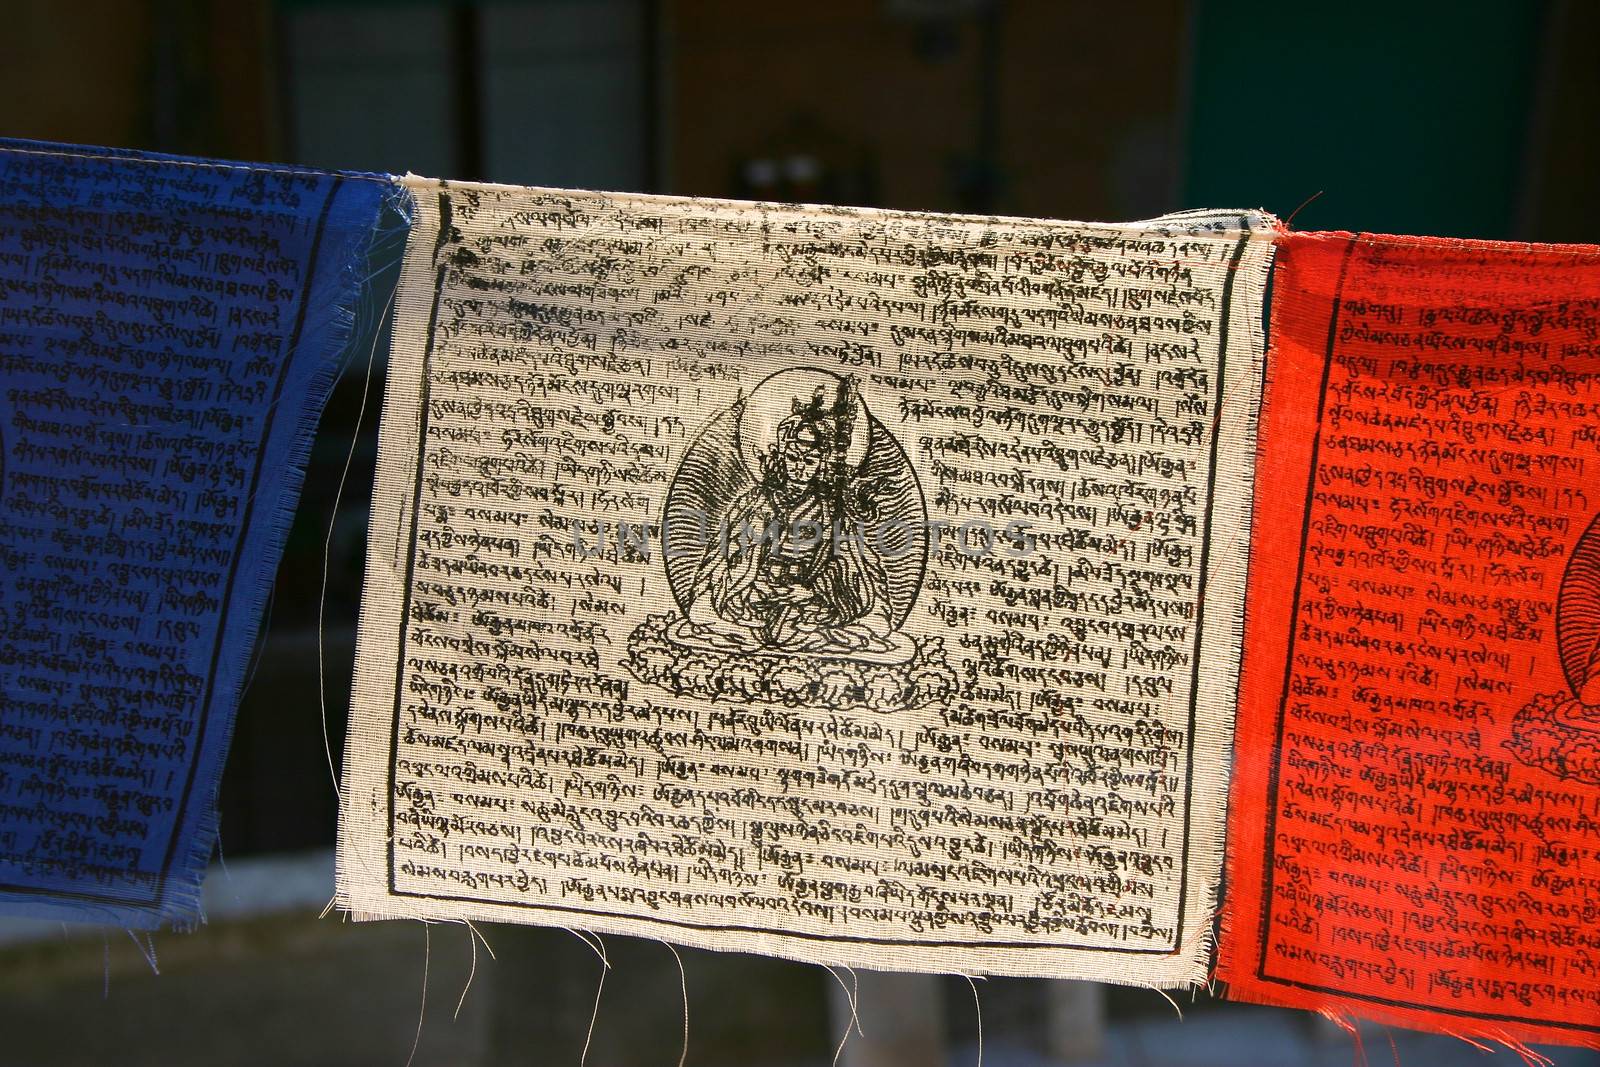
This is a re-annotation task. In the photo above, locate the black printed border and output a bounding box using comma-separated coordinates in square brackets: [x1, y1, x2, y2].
[385, 211, 1255, 955]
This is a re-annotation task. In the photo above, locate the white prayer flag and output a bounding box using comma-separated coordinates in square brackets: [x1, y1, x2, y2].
[339, 178, 1274, 984]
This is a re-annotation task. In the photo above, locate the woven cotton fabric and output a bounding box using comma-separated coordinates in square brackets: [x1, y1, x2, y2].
[1220, 230, 1600, 1048]
[340, 179, 1275, 983]
[0, 140, 391, 927]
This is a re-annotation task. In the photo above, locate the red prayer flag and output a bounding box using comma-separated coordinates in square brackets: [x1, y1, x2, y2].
[1220, 229, 1600, 1050]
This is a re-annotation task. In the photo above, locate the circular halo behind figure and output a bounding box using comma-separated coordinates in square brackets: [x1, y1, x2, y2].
[631, 367, 952, 714]
[661, 367, 927, 631]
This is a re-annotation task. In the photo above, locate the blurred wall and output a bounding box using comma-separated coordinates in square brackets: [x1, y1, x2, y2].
[0, 0, 277, 161]
[1185, 0, 1547, 239]
[5, 0, 1587, 241]
[665, 0, 1190, 220]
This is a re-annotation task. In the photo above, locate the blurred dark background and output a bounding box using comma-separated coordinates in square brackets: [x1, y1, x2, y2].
[8, 0, 1599, 235]
[2, 1, 1599, 1063]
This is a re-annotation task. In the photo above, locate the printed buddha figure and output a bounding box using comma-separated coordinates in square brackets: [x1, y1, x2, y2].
[671, 383, 910, 662]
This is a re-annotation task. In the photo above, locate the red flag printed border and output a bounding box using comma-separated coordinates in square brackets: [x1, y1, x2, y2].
[1220, 229, 1600, 1050]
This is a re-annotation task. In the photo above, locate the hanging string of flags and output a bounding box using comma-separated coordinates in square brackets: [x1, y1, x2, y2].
[2, 139, 1598, 1051]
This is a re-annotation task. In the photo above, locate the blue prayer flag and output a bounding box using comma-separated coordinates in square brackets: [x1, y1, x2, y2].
[0, 139, 394, 927]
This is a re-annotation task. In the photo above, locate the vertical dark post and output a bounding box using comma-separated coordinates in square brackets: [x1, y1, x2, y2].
[269, 1, 297, 163]
[1513, 0, 1572, 240]
[955, 0, 1004, 213]
[973, 0, 1001, 206]
[640, 0, 663, 192]
[150, 0, 182, 151]
[451, 0, 486, 182]
[830, 971, 946, 1067]
[1046, 981, 1106, 1062]
[150, 0, 214, 154]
